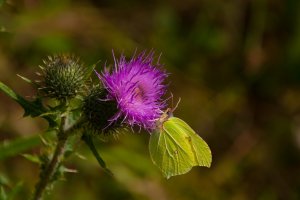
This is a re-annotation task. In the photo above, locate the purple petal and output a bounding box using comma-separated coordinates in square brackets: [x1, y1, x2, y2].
[97, 51, 168, 130]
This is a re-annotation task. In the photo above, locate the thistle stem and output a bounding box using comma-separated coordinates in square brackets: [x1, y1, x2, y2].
[32, 137, 67, 200]
[32, 118, 83, 200]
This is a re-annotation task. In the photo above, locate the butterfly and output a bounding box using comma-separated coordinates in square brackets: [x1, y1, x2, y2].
[149, 100, 212, 179]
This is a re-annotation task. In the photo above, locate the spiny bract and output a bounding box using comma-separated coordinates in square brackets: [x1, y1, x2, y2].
[82, 86, 120, 135]
[37, 54, 87, 100]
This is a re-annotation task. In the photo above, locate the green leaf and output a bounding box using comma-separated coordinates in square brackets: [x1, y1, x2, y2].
[0, 174, 10, 187]
[22, 154, 41, 164]
[65, 109, 81, 129]
[82, 135, 113, 176]
[63, 134, 81, 159]
[0, 81, 56, 126]
[0, 135, 43, 160]
[149, 117, 212, 179]
[0, 0, 4, 7]
[85, 61, 98, 79]
[0, 187, 7, 200]
[7, 182, 23, 200]
[0, 81, 43, 117]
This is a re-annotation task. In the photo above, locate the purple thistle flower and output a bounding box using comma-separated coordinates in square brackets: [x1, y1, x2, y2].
[97, 51, 167, 130]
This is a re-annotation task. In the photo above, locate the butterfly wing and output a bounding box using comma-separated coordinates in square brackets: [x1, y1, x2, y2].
[149, 119, 195, 179]
[168, 117, 212, 167]
[149, 117, 212, 179]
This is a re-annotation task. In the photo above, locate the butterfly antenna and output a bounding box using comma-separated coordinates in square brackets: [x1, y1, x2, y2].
[162, 93, 173, 105]
[170, 92, 174, 108]
[172, 97, 181, 113]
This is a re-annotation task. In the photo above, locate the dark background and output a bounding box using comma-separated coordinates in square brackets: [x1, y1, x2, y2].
[1, 0, 300, 199]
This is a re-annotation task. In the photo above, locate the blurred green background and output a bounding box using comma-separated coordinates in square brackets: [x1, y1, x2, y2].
[1, 0, 300, 199]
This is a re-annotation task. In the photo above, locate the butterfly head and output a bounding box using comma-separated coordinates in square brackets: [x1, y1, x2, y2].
[155, 97, 181, 130]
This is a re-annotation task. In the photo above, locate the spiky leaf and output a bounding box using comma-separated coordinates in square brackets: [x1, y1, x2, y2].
[0, 81, 56, 126]
[82, 134, 113, 176]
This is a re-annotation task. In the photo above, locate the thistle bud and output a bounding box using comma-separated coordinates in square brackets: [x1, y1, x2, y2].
[37, 54, 87, 100]
[82, 87, 120, 135]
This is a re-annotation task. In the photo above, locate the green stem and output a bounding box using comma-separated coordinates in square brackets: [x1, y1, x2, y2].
[32, 118, 83, 200]
[32, 137, 67, 200]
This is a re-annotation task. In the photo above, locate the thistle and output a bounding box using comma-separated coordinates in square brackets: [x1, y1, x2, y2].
[37, 54, 87, 100]
[82, 86, 120, 135]
[96, 51, 167, 130]
[0, 49, 212, 200]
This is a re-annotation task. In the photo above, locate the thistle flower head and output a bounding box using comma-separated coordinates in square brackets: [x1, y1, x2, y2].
[37, 54, 87, 100]
[97, 51, 167, 130]
[82, 86, 120, 135]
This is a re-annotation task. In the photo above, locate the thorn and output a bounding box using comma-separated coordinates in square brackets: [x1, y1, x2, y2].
[39, 135, 49, 146]
[63, 168, 78, 173]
